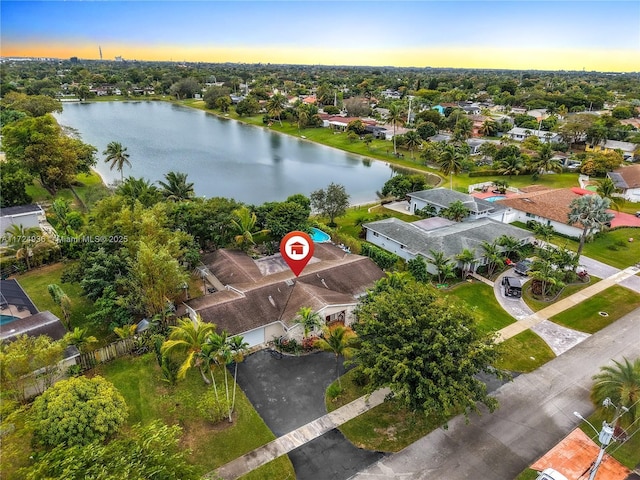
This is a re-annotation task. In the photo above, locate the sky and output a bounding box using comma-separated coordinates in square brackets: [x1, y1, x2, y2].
[1, 1, 639, 72]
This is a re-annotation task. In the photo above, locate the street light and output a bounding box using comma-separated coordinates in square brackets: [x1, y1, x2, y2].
[574, 398, 629, 480]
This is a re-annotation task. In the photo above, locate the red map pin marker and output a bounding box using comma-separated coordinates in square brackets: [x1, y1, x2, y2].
[280, 231, 315, 277]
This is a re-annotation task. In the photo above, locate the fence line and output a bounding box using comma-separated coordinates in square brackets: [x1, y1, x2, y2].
[77, 337, 135, 370]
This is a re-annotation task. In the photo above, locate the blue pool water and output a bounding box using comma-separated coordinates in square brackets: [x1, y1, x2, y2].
[310, 227, 331, 243]
[484, 196, 506, 202]
[0, 314, 19, 326]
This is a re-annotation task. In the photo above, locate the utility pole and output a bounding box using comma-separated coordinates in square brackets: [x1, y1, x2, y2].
[574, 398, 629, 480]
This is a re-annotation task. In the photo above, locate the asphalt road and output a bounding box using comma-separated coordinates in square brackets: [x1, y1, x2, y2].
[348, 307, 640, 480]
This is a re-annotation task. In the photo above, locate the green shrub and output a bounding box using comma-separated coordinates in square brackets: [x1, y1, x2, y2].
[197, 390, 230, 425]
[326, 383, 344, 401]
[350, 368, 370, 387]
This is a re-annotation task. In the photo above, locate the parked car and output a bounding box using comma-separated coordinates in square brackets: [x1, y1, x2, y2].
[502, 276, 525, 298]
[535, 468, 568, 480]
[514, 259, 533, 276]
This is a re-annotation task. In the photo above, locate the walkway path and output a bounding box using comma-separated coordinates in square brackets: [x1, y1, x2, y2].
[209, 388, 390, 480]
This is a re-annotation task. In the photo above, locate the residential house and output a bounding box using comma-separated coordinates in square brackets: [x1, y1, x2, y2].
[507, 127, 561, 143]
[407, 188, 505, 220]
[498, 187, 593, 237]
[585, 140, 636, 162]
[461, 105, 482, 115]
[179, 244, 384, 347]
[323, 116, 376, 132]
[362, 217, 533, 274]
[0, 204, 45, 240]
[607, 165, 640, 202]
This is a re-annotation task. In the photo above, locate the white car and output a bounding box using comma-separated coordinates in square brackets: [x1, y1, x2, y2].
[535, 468, 569, 480]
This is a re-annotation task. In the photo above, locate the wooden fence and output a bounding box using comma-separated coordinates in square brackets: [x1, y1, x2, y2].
[77, 337, 135, 371]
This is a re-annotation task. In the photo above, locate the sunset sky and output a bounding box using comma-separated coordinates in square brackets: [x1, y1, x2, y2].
[1, 1, 638, 72]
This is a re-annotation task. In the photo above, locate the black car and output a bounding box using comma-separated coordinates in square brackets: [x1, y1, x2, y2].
[514, 259, 532, 276]
[502, 276, 524, 298]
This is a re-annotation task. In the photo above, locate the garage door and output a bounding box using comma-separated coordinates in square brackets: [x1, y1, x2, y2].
[241, 328, 265, 348]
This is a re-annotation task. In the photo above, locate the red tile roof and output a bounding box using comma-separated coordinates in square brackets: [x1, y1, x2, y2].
[499, 188, 583, 224]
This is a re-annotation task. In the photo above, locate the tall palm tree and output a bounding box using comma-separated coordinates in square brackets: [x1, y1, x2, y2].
[315, 324, 357, 386]
[207, 331, 234, 422]
[387, 102, 406, 155]
[103, 141, 131, 183]
[479, 119, 499, 137]
[428, 249, 455, 284]
[591, 357, 640, 429]
[404, 130, 422, 159]
[497, 235, 522, 262]
[528, 259, 559, 298]
[496, 155, 524, 179]
[266, 94, 286, 126]
[567, 194, 614, 257]
[481, 240, 504, 277]
[158, 171, 194, 202]
[596, 176, 625, 212]
[228, 336, 249, 415]
[438, 144, 464, 190]
[455, 248, 476, 278]
[230, 206, 266, 251]
[116, 176, 161, 208]
[4, 224, 40, 270]
[160, 316, 217, 385]
[532, 143, 561, 176]
[296, 306, 322, 339]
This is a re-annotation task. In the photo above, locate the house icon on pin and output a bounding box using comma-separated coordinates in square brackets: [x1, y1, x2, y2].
[290, 242, 305, 255]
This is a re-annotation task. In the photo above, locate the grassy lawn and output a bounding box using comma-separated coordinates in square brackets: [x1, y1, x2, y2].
[549, 285, 640, 334]
[12, 262, 109, 344]
[494, 330, 556, 373]
[579, 411, 640, 470]
[325, 368, 442, 452]
[514, 469, 540, 480]
[446, 281, 515, 334]
[522, 276, 601, 312]
[93, 353, 295, 478]
[72, 171, 111, 209]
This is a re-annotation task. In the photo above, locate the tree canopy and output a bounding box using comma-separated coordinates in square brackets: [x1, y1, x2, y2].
[354, 280, 500, 421]
[310, 183, 350, 227]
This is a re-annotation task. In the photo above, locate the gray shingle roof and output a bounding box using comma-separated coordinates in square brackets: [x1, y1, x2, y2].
[0, 204, 44, 217]
[408, 188, 502, 214]
[363, 217, 532, 260]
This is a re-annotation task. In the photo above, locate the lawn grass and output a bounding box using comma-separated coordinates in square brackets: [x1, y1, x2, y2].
[316, 203, 417, 240]
[325, 368, 441, 452]
[446, 281, 515, 334]
[578, 411, 640, 470]
[13, 262, 109, 344]
[494, 330, 556, 373]
[549, 285, 640, 334]
[94, 353, 295, 478]
[72, 171, 111, 209]
[522, 276, 601, 312]
[514, 469, 540, 480]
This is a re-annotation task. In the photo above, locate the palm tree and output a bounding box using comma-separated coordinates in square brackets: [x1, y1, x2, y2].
[438, 144, 464, 190]
[428, 249, 455, 284]
[47, 284, 72, 329]
[532, 222, 555, 244]
[160, 316, 217, 385]
[4, 224, 40, 270]
[452, 116, 473, 142]
[528, 259, 559, 298]
[116, 176, 161, 208]
[158, 171, 194, 201]
[315, 324, 357, 387]
[387, 102, 406, 155]
[207, 331, 233, 422]
[497, 235, 522, 262]
[532, 143, 561, 176]
[230, 206, 266, 251]
[296, 306, 322, 339]
[591, 357, 640, 429]
[455, 248, 476, 278]
[228, 336, 249, 415]
[266, 94, 286, 126]
[441, 200, 469, 222]
[481, 241, 504, 277]
[404, 130, 422, 159]
[496, 155, 524, 179]
[103, 141, 131, 183]
[64, 327, 97, 353]
[113, 324, 137, 339]
[479, 119, 498, 137]
[567, 194, 614, 257]
[596, 176, 625, 212]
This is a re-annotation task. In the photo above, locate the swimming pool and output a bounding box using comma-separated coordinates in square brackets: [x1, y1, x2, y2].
[0, 314, 19, 326]
[484, 196, 507, 202]
[310, 227, 331, 243]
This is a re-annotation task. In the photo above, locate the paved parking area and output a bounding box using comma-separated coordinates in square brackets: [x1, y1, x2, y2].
[234, 350, 384, 480]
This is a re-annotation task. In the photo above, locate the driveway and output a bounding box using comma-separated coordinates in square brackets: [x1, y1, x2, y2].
[234, 350, 384, 480]
[494, 269, 590, 355]
[348, 308, 640, 480]
[579, 255, 640, 293]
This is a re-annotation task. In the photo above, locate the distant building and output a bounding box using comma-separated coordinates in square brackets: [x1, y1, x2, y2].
[0, 204, 44, 240]
[507, 127, 561, 143]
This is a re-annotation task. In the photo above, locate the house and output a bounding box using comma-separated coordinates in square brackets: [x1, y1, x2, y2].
[607, 165, 640, 202]
[362, 217, 533, 274]
[498, 188, 596, 237]
[323, 116, 376, 132]
[585, 140, 636, 162]
[178, 244, 384, 347]
[461, 105, 482, 115]
[0, 204, 45, 240]
[407, 188, 505, 220]
[507, 127, 562, 143]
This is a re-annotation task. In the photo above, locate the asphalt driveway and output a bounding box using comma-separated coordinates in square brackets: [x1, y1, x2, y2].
[234, 350, 385, 480]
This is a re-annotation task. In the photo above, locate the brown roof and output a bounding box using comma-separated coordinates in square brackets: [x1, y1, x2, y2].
[518, 185, 553, 193]
[203, 249, 263, 285]
[613, 164, 640, 189]
[499, 188, 582, 225]
[184, 251, 384, 336]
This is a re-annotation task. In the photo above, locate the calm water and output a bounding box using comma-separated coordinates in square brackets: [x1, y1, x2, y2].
[54, 101, 397, 204]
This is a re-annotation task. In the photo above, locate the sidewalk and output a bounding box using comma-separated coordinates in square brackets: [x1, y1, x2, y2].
[208, 388, 390, 480]
[497, 265, 640, 342]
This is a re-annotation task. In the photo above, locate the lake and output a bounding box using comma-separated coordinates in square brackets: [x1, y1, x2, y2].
[54, 101, 398, 205]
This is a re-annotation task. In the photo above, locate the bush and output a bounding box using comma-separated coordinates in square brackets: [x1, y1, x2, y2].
[197, 389, 230, 424]
[350, 368, 370, 387]
[326, 383, 344, 402]
[361, 243, 400, 270]
[274, 336, 301, 354]
[29, 376, 127, 448]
